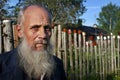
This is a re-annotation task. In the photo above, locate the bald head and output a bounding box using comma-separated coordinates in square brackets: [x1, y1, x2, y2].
[17, 5, 52, 26]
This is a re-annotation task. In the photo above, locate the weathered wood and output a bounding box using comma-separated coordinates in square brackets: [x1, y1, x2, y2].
[78, 30, 82, 79]
[51, 26, 57, 55]
[62, 29, 67, 74]
[3, 20, 13, 52]
[94, 45, 97, 75]
[13, 24, 18, 48]
[113, 36, 116, 74]
[73, 30, 78, 80]
[86, 41, 89, 76]
[117, 35, 120, 74]
[82, 32, 86, 53]
[57, 25, 62, 59]
[110, 33, 114, 72]
[103, 36, 107, 78]
[107, 36, 111, 73]
[68, 29, 74, 80]
[90, 40, 94, 74]
[97, 36, 102, 79]
[82, 32, 86, 77]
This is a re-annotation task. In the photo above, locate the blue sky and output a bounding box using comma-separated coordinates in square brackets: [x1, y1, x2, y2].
[9, 0, 120, 26]
[80, 0, 120, 26]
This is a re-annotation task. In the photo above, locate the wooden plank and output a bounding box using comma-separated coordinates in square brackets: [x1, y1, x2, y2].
[86, 41, 89, 76]
[94, 45, 98, 75]
[62, 29, 67, 75]
[97, 36, 102, 79]
[78, 30, 82, 79]
[51, 26, 57, 55]
[110, 33, 114, 71]
[113, 36, 116, 74]
[73, 30, 78, 80]
[82, 32, 86, 77]
[3, 20, 13, 52]
[90, 40, 94, 75]
[13, 24, 18, 48]
[103, 36, 107, 78]
[68, 29, 74, 80]
[107, 36, 111, 73]
[117, 36, 120, 75]
[57, 25, 62, 59]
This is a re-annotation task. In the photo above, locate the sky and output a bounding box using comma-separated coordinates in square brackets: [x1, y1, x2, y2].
[8, 0, 120, 26]
[80, 0, 120, 26]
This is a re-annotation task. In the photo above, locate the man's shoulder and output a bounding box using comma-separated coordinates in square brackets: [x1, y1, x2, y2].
[52, 55, 67, 80]
[53, 55, 63, 63]
[0, 49, 17, 63]
[52, 55, 64, 67]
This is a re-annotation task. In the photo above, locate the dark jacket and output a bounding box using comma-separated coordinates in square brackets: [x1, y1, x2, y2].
[0, 49, 66, 80]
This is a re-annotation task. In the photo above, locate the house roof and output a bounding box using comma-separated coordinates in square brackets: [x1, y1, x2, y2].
[79, 26, 108, 36]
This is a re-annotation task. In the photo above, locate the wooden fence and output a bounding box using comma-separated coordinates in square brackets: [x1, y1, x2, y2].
[51, 25, 120, 80]
[1, 20, 120, 80]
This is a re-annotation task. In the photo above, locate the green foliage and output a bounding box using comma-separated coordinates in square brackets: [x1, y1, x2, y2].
[11, 0, 86, 25]
[97, 2, 120, 34]
[113, 21, 120, 36]
[113, 16, 120, 36]
[0, 0, 9, 19]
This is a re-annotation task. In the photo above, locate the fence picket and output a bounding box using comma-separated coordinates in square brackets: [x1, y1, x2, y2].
[3, 20, 13, 52]
[68, 29, 74, 80]
[57, 25, 62, 59]
[117, 36, 120, 75]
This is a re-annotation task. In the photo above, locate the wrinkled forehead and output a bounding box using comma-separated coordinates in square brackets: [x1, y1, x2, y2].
[24, 5, 51, 23]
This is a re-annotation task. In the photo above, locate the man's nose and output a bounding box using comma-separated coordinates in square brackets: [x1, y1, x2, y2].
[38, 27, 46, 38]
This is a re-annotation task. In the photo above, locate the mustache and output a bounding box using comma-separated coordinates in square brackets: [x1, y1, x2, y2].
[34, 40, 48, 44]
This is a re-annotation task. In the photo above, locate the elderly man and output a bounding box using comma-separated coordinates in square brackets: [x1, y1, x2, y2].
[0, 5, 66, 80]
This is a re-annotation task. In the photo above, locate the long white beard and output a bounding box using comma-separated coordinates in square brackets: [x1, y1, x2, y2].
[17, 38, 55, 79]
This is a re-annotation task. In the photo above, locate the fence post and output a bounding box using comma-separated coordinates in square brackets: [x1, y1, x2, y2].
[107, 35, 111, 73]
[113, 35, 116, 74]
[73, 30, 78, 80]
[51, 26, 57, 55]
[68, 29, 74, 80]
[97, 36, 102, 79]
[78, 30, 82, 79]
[110, 33, 114, 72]
[117, 35, 120, 75]
[82, 32, 86, 77]
[13, 24, 19, 48]
[57, 25, 62, 59]
[62, 28, 67, 75]
[3, 20, 13, 52]
[103, 36, 107, 78]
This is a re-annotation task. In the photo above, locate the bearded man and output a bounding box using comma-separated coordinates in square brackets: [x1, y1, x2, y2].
[0, 4, 66, 80]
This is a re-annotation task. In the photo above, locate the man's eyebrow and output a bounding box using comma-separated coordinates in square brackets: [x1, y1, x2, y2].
[30, 25, 41, 28]
[30, 24, 51, 28]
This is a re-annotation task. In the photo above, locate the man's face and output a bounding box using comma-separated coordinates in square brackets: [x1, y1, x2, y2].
[21, 7, 51, 51]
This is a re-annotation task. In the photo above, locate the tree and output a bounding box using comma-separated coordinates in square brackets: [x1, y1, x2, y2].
[0, 0, 9, 19]
[97, 2, 120, 33]
[113, 10, 120, 35]
[10, 0, 86, 25]
[8, 1, 22, 19]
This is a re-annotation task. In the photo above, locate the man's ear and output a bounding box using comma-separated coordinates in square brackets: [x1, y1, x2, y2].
[16, 24, 23, 38]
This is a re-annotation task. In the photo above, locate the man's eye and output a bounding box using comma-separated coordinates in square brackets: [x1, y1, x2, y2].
[31, 26, 39, 31]
[45, 26, 51, 31]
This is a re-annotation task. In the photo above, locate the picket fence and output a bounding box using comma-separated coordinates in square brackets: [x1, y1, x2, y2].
[1, 20, 120, 80]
